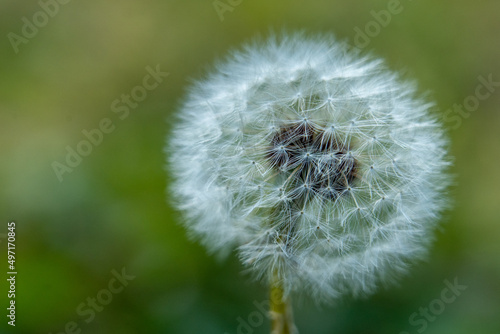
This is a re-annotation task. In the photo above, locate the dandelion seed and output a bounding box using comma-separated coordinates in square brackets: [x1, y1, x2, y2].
[167, 32, 450, 334]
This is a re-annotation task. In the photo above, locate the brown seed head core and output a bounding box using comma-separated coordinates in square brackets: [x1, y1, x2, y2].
[266, 122, 358, 200]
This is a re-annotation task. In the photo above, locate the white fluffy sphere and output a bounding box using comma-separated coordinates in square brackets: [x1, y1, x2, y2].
[168, 33, 450, 301]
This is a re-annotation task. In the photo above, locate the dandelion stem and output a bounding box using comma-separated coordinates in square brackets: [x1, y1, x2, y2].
[270, 272, 295, 334]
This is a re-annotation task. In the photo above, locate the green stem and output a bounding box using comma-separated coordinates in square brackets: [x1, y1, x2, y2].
[270, 272, 295, 334]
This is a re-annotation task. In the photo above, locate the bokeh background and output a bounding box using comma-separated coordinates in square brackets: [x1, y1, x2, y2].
[1, 0, 499, 333]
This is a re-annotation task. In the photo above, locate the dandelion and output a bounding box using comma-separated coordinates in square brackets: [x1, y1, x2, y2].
[167, 32, 450, 333]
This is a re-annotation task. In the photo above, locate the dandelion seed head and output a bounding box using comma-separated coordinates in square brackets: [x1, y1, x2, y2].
[168, 33, 450, 301]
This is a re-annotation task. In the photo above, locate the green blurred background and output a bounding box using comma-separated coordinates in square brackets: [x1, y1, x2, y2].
[1, 0, 499, 333]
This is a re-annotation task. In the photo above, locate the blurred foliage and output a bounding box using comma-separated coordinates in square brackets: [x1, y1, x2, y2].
[0, 0, 499, 333]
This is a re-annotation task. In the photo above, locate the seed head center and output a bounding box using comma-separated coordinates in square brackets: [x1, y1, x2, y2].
[267, 123, 358, 199]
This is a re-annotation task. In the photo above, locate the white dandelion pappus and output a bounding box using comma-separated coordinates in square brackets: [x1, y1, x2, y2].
[168, 33, 450, 301]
